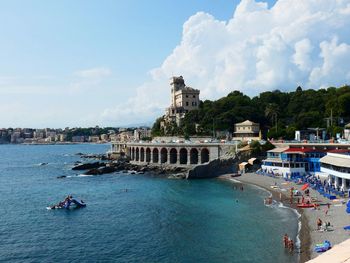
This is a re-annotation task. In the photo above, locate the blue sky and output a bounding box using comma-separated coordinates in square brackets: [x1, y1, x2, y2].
[1, 0, 349, 128]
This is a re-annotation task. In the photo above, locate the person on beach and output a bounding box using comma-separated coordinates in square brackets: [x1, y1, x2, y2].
[279, 192, 282, 201]
[317, 218, 322, 230]
[283, 234, 289, 248]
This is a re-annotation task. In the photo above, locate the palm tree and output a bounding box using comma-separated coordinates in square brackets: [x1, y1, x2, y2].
[265, 103, 279, 132]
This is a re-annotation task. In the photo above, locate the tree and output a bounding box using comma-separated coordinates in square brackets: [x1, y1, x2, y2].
[265, 103, 279, 132]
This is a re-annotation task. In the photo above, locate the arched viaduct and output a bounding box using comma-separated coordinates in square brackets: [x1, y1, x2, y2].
[112, 142, 223, 166]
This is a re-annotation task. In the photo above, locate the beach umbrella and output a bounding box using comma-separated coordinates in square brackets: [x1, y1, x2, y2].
[301, 183, 309, 191]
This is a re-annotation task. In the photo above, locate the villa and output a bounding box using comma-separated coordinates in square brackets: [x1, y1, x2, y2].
[233, 120, 260, 141]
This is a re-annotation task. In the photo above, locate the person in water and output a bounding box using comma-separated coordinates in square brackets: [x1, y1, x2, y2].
[283, 234, 289, 248]
[289, 239, 294, 252]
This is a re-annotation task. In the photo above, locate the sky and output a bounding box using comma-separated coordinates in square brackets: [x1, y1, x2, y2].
[1, 0, 350, 128]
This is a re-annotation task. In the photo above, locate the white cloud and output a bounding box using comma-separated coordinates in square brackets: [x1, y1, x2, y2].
[102, 0, 350, 126]
[70, 67, 113, 93]
[74, 67, 112, 78]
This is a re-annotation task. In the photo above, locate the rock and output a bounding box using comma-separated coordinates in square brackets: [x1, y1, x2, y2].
[85, 168, 101, 175]
[72, 162, 105, 170]
[187, 156, 238, 179]
[98, 166, 117, 174]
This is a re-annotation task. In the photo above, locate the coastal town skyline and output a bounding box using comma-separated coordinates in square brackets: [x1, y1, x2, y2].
[1, 0, 350, 128]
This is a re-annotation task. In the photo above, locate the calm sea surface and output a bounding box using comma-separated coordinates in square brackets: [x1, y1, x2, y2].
[0, 144, 298, 263]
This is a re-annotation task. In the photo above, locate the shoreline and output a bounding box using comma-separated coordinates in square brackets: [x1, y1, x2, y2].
[221, 172, 350, 262]
[219, 173, 310, 263]
[219, 172, 350, 263]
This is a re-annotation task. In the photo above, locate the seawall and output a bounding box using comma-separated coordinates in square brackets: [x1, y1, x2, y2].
[186, 156, 238, 179]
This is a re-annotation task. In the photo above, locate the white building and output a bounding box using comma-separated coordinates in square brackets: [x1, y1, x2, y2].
[233, 120, 260, 141]
[165, 76, 200, 125]
[320, 152, 350, 191]
[261, 147, 307, 177]
[134, 128, 151, 141]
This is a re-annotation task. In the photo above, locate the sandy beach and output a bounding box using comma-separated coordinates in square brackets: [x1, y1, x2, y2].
[220, 172, 350, 263]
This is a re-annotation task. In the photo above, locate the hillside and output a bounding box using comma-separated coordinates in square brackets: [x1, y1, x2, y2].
[152, 85, 350, 139]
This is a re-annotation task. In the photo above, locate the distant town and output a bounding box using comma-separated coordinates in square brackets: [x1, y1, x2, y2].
[0, 126, 151, 144]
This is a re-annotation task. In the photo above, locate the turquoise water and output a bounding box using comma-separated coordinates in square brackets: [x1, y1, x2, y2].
[0, 144, 298, 262]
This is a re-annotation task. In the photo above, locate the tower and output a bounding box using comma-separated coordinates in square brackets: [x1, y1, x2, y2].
[170, 76, 185, 106]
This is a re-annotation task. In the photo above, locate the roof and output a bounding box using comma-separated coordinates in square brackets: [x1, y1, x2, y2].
[320, 153, 350, 168]
[283, 147, 326, 154]
[262, 158, 283, 163]
[327, 149, 350, 154]
[248, 158, 257, 165]
[267, 147, 289, 153]
[235, 120, 259, 126]
[234, 131, 258, 134]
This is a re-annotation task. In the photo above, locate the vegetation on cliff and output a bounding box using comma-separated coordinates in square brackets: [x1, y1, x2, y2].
[152, 85, 350, 139]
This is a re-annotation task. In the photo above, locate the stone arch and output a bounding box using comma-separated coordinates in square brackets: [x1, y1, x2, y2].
[135, 147, 139, 161]
[131, 147, 135, 160]
[145, 148, 151, 163]
[160, 148, 167, 163]
[179, 148, 188, 165]
[190, 148, 198, 164]
[127, 147, 131, 159]
[152, 148, 159, 163]
[170, 148, 177, 164]
[140, 147, 145, 162]
[201, 148, 209, 164]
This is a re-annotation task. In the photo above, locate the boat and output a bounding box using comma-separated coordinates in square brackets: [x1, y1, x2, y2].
[47, 196, 86, 210]
[297, 203, 319, 208]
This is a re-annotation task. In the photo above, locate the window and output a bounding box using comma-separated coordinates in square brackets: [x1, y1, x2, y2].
[193, 95, 195, 98]
[186, 95, 188, 98]
[186, 102, 189, 106]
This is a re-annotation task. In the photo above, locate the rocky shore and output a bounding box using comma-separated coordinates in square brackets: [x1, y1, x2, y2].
[60, 154, 189, 179]
[66, 151, 244, 179]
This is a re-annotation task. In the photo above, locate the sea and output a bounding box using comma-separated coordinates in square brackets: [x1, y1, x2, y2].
[0, 144, 299, 263]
